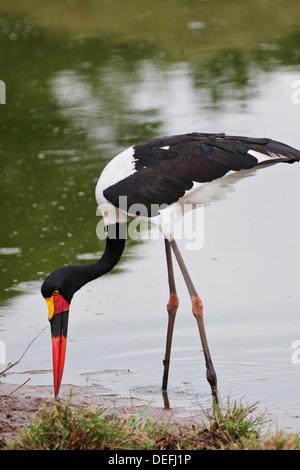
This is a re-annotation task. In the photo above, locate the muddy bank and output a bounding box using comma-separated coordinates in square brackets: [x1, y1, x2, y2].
[0, 381, 207, 447]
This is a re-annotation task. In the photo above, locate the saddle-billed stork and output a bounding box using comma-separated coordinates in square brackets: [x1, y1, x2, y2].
[41, 132, 300, 402]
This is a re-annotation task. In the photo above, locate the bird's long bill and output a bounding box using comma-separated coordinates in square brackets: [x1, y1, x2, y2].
[50, 310, 69, 397]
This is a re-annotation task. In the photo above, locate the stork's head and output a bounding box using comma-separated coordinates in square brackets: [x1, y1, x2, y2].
[41, 228, 126, 397]
[41, 266, 76, 397]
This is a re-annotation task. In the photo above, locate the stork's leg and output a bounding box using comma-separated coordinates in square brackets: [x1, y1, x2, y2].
[162, 238, 179, 392]
[170, 239, 218, 404]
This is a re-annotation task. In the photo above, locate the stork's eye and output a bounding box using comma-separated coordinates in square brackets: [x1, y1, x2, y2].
[53, 290, 59, 296]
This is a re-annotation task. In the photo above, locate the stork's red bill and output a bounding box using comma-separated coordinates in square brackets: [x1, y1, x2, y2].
[45, 292, 69, 397]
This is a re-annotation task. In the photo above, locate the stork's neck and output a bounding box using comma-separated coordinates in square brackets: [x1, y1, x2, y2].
[72, 223, 126, 292]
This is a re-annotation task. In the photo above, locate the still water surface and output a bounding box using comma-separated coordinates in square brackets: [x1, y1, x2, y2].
[0, 1, 300, 430]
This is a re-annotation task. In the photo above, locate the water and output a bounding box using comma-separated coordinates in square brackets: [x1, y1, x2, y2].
[1, 0, 300, 431]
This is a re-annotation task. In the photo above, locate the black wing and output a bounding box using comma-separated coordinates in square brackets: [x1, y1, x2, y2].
[103, 133, 300, 216]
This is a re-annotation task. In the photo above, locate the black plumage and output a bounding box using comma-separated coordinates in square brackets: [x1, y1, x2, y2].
[103, 133, 300, 216]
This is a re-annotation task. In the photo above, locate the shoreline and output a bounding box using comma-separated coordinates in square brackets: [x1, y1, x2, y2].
[0, 381, 206, 445]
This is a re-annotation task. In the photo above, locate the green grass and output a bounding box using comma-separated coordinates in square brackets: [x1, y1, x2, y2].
[4, 397, 300, 450]
[5, 400, 165, 451]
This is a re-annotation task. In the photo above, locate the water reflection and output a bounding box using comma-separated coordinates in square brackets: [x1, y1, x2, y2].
[1, 4, 300, 301]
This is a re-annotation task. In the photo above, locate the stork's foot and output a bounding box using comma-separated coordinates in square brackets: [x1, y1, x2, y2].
[162, 390, 171, 409]
[207, 368, 218, 407]
[191, 295, 218, 405]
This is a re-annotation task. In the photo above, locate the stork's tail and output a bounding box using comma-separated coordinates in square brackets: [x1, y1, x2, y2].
[245, 137, 300, 166]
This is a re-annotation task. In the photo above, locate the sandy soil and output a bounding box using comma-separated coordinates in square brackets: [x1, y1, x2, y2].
[0, 381, 206, 447]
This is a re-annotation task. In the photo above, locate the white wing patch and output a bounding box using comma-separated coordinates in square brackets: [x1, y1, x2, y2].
[95, 146, 137, 225]
[248, 149, 286, 163]
[96, 146, 137, 203]
[98, 146, 137, 190]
